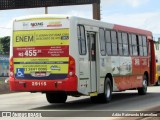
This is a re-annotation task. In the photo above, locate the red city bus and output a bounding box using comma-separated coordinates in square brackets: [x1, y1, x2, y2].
[9, 15, 156, 103]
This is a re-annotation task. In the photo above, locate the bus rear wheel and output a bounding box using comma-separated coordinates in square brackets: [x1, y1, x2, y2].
[46, 92, 67, 103]
[138, 75, 147, 95]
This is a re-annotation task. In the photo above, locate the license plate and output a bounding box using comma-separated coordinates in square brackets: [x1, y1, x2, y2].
[35, 72, 46, 77]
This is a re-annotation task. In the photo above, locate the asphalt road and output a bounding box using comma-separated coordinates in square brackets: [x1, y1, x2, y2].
[0, 86, 160, 119]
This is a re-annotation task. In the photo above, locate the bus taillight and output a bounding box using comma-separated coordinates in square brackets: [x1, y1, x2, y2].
[9, 57, 14, 77]
[68, 55, 76, 77]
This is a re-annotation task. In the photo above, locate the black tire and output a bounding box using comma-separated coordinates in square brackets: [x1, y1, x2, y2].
[95, 77, 112, 103]
[138, 75, 147, 95]
[156, 77, 160, 86]
[46, 92, 67, 103]
[90, 78, 112, 103]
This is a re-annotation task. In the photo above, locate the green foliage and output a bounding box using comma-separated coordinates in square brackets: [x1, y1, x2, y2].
[0, 36, 10, 55]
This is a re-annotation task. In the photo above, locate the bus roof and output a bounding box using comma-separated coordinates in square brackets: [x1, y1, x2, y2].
[113, 24, 152, 36]
[14, 14, 69, 21]
[13, 14, 152, 36]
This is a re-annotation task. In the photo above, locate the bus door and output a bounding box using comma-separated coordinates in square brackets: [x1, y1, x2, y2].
[87, 32, 97, 92]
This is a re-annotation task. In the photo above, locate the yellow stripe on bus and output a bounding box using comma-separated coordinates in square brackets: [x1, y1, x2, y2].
[90, 92, 98, 97]
[14, 57, 69, 62]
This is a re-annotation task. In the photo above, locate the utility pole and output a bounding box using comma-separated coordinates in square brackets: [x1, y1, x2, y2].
[93, 0, 101, 20]
[45, 7, 48, 14]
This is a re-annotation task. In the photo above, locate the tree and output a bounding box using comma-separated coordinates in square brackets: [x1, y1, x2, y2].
[0, 36, 10, 55]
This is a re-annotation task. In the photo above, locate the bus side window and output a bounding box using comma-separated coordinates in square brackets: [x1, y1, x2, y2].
[128, 34, 132, 56]
[138, 35, 143, 56]
[142, 36, 148, 56]
[118, 32, 123, 55]
[99, 28, 106, 56]
[105, 30, 112, 55]
[77, 25, 87, 55]
[111, 31, 118, 55]
[122, 32, 129, 56]
[155, 42, 159, 50]
[132, 34, 138, 56]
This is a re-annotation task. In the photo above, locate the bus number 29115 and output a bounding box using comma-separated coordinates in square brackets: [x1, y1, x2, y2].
[32, 82, 47, 86]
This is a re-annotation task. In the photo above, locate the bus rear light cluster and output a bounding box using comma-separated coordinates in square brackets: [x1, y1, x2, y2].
[9, 56, 14, 77]
[69, 72, 73, 76]
[68, 55, 76, 77]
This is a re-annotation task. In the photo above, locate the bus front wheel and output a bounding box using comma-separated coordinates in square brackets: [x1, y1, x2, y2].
[90, 77, 112, 103]
[46, 92, 67, 103]
[138, 75, 147, 95]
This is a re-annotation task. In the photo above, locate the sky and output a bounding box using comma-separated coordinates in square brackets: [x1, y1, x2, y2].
[0, 0, 160, 40]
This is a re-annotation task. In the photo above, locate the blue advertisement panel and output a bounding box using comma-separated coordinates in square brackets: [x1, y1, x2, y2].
[0, 55, 9, 77]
